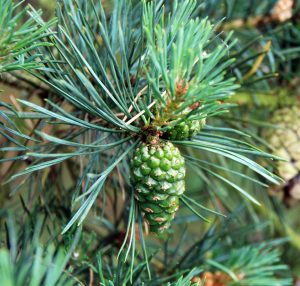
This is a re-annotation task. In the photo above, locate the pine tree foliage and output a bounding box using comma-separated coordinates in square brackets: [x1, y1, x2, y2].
[1, 0, 282, 233]
[0, 0, 299, 285]
[93, 219, 292, 285]
[198, 0, 300, 88]
[0, 210, 292, 284]
[0, 0, 55, 73]
[0, 214, 81, 286]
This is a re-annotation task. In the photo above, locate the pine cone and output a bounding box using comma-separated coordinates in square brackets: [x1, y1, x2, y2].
[266, 106, 300, 182]
[265, 106, 300, 206]
[271, 0, 294, 22]
[131, 141, 185, 233]
[164, 118, 206, 140]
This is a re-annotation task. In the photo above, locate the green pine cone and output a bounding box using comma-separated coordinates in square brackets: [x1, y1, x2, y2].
[265, 106, 300, 181]
[164, 118, 206, 140]
[131, 141, 186, 234]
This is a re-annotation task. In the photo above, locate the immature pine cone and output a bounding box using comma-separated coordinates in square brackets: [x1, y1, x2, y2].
[164, 118, 206, 140]
[131, 141, 185, 233]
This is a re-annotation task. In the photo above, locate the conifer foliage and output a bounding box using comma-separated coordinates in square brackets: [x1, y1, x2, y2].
[0, 0, 299, 285]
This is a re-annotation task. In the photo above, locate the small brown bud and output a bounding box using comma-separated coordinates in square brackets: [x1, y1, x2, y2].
[130, 76, 137, 86]
[175, 79, 189, 97]
[189, 102, 201, 110]
[191, 276, 202, 285]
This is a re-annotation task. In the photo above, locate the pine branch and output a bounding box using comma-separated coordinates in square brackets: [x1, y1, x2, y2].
[0, 0, 284, 238]
[0, 2, 294, 280]
[0, 214, 82, 286]
[0, 0, 56, 73]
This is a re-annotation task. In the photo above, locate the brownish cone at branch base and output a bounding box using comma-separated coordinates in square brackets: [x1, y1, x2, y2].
[265, 106, 300, 206]
[191, 271, 244, 286]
